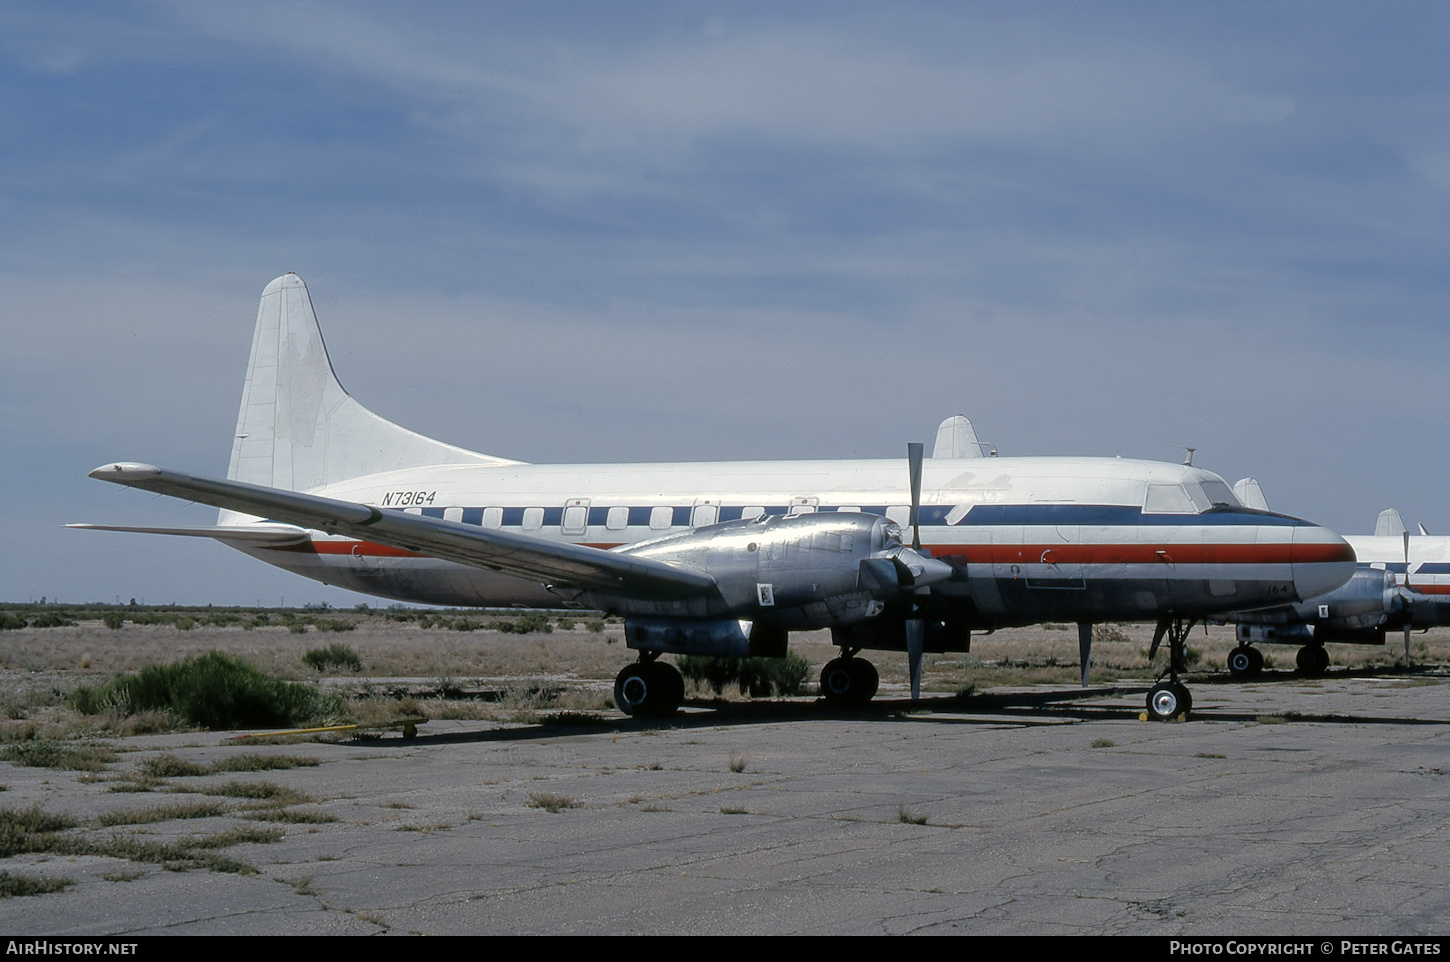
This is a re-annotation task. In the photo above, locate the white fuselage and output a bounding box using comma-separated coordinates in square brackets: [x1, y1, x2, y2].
[230, 454, 1354, 625]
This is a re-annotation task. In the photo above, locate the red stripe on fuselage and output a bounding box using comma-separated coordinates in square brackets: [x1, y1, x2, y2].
[929, 543, 1354, 565]
[267, 539, 1352, 565]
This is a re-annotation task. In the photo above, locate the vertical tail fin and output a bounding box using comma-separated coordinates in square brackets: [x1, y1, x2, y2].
[931, 415, 984, 458]
[227, 273, 518, 493]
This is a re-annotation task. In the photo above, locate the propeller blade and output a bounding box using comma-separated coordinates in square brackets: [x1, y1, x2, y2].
[1404, 530, 1412, 592]
[906, 618, 924, 700]
[1078, 622, 1092, 687]
[908, 442, 924, 552]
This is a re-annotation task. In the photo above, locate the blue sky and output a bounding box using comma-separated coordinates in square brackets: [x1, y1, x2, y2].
[4, 2, 1449, 606]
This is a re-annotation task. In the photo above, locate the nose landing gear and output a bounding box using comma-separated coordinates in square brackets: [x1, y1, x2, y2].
[1146, 617, 1198, 721]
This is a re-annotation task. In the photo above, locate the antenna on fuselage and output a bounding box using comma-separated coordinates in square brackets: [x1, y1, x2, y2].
[1158, 442, 1196, 466]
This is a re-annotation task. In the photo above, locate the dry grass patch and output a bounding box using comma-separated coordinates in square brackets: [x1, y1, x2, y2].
[897, 807, 929, 826]
[242, 808, 336, 824]
[98, 800, 226, 827]
[203, 781, 312, 806]
[526, 792, 579, 813]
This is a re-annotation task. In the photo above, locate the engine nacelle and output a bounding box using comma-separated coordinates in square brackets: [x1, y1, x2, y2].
[580, 511, 953, 632]
[623, 618, 788, 658]
[1234, 567, 1393, 631]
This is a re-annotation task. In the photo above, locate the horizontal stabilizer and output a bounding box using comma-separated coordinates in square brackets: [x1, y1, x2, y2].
[65, 523, 309, 545]
[86, 462, 716, 600]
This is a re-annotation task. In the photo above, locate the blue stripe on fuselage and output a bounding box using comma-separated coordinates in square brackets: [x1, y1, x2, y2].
[376, 502, 1307, 528]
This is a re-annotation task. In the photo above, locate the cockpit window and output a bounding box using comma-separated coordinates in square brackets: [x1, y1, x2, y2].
[1198, 479, 1239, 507]
[1143, 484, 1196, 514]
[1146, 481, 1242, 514]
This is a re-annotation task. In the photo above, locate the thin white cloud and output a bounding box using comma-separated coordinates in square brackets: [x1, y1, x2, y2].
[174, 5, 1294, 194]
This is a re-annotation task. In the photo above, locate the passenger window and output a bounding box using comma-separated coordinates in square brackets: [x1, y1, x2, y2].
[522, 507, 544, 530]
[692, 504, 718, 527]
[606, 506, 628, 530]
[885, 505, 911, 526]
[741, 506, 765, 521]
[443, 507, 463, 523]
[482, 507, 502, 529]
[562, 505, 588, 532]
[649, 506, 673, 530]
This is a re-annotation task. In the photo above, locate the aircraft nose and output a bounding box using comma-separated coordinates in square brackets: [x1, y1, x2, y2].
[1291, 525, 1356, 601]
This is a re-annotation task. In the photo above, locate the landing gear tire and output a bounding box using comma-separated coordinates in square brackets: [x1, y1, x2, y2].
[614, 661, 683, 717]
[820, 657, 879, 708]
[1227, 645, 1264, 679]
[1147, 681, 1192, 721]
[1295, 645, 1330, 676]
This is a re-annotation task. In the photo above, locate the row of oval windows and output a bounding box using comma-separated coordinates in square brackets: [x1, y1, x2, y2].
[401, 504, 909, 532]
[395, 480, 1238, 533]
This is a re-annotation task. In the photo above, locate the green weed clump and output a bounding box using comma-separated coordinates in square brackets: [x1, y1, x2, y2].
[0, 805, 79, 857]
[1, 742, 116, 772]
[676, 654, 811, 697]
[492, 612, 553, 634]
[69, 651, 342, 730]
[26, 613, 75, 629]
[302, 643, 363, 673]
[0, 871, 73, 897]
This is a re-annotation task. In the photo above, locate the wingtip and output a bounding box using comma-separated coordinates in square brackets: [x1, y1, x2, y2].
[88, 462, 162, 481]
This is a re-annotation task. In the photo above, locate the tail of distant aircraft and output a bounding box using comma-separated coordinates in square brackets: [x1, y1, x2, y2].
[227, 274, 518, 497]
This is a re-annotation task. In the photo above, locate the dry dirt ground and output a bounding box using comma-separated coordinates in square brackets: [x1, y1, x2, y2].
[1, 619, 1448, 935]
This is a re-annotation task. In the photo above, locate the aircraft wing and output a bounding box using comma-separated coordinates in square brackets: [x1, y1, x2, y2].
[82, 463, 716, 600]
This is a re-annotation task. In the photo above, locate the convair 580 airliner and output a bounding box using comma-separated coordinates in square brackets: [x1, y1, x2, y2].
[73, 274, 1355, 720]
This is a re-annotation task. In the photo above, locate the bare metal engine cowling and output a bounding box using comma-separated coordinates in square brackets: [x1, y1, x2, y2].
[577, 512, 952, 657]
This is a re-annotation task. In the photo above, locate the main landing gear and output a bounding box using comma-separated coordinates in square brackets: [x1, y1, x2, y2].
[1295, 643, 1330, 676]
[1146, 617, 1197, 721]
[614, 656, 684, 717]
[1227, 642, 1329, 678]
[1227, 645, 1265, 679]
[820, 653, 879, 708]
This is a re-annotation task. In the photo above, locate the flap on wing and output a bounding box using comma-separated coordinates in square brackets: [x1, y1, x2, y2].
[84, 463, 715, 600]
[66, 523, 310, 545]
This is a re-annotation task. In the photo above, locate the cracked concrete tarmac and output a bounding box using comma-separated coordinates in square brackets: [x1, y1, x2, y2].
[2, 673, 1448, 935]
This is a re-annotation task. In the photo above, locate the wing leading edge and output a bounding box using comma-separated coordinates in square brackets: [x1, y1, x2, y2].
[82, 463, 716, 600]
